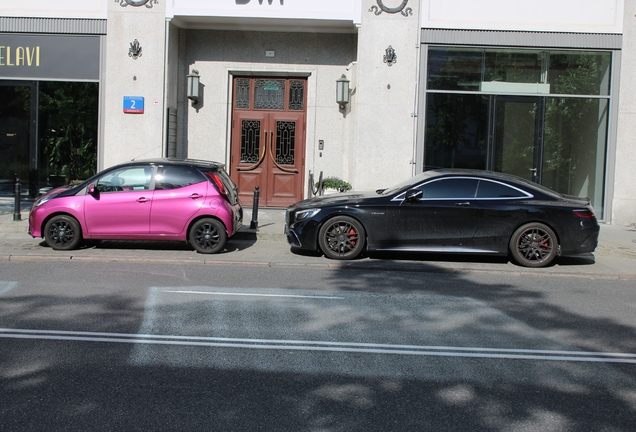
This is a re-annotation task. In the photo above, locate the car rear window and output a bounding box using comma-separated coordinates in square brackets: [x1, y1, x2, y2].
[476, 180, 528, 199]
[155, 166, 205, 190]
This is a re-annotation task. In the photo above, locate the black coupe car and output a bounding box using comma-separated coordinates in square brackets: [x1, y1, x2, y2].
[285, 169, 600, 268]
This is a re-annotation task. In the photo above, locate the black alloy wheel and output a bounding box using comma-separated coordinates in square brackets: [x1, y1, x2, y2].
[44, 215, 82, 251]
[509, 222, 558, 268]
[189, 218, 227, 254]
[318, 215, 366, 260]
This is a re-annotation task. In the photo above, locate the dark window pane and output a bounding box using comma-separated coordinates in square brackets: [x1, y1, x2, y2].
[425, 93, 488, 170]
[477, 180, 525, 198]
[427, 47, 483, 91]
[548, 52, 611, 96]
[421, 178, 478, 199]
[155, 166, 204, 190]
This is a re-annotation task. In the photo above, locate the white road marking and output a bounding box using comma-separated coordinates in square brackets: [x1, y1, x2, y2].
[0, 281, 17, 295]
[2, 328, 636, 364]
[162, 290, 344, 300]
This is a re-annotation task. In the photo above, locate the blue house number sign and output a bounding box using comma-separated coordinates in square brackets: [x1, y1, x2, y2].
[123, 96, 144, 114]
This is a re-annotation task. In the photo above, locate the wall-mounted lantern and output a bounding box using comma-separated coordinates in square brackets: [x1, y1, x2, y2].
[187, 69, 200, 105]
[336, 74, 350, 110]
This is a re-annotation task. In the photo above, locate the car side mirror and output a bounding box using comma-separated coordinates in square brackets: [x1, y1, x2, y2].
[405, 188, 423, 202]
[88, 184, 98, 197]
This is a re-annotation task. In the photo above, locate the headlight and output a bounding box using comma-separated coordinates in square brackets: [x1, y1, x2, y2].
[34, 195, 55, 208]
[295, 208, 320, 221]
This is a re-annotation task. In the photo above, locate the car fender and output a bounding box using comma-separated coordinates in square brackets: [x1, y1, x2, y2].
[36, 197, 87, 238]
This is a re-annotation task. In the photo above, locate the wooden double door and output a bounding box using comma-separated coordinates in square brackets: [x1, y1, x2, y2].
[230, 77, 306, 208]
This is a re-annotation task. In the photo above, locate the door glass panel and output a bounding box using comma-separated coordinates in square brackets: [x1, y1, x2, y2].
[97, 167, 152, 193]
[0, 85, 31, 195]
[420, 178, 478, 199]
[240, 120, 261, 163]
[276, 121, 295, 164]
[493, 100, 538, 182]
[254, 79, 285, 110]
[288, 80, 305, 111]
[235, 78, 250, 109]
[543, 97, 608, 216]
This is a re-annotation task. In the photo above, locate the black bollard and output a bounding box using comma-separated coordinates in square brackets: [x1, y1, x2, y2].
[250, 185, 260, 230]
[13, 173, 21, 221]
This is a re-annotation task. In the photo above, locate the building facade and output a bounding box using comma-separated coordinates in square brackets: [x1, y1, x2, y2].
[1, 0, 634, 225]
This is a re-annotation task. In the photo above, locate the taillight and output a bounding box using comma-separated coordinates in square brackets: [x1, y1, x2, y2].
[573, 209, 596, 219]
[204, 172, 229, 202]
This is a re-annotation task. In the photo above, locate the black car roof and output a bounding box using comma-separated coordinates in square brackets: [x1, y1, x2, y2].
[125, 158, 225, 169]
[427, 168, 563, 198]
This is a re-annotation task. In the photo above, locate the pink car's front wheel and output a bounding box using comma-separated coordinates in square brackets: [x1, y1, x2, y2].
[189, 218, 227, 254]
[44, 215, 83, 251]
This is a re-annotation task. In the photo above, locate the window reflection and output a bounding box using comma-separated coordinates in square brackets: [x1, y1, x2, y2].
[427, 47, 611, 96]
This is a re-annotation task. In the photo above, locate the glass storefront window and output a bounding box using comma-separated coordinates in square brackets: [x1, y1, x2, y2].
[427, 47, 611, 96]
[543, 97, 608, 216]
[424, 46, 612, 217]
[424, 93, 489, 170]
[0, 84, 32, 195]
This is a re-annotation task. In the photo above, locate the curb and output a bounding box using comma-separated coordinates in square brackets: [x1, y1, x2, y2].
[3, 253, 636, 280]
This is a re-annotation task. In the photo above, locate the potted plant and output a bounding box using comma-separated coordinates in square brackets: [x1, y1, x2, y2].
[317, 176, 352, 194]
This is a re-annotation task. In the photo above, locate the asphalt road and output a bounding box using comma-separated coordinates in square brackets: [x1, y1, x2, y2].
[1, 261, 636, 431]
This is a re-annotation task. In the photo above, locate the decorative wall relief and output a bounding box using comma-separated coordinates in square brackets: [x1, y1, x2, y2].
[369, 0, 412, 17]
[116, 0, 158, 8]
[384, 46, 397, 66]
[129, 39, 142, 59]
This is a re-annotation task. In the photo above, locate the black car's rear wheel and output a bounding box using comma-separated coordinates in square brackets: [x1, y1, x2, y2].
[189, 218, 227, 254]
[44, 215, 82, 251]
[509, 222, 558, 268]
[318, 216, 366, 260]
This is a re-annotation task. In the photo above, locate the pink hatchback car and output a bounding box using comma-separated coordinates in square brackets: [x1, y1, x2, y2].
[29, 158, 243, 253]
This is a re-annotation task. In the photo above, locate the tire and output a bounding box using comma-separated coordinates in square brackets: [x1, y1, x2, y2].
[509, 222, 558, 268]
[318, 216, 366, 260]
[189, 218, 227, 254]
[44, 215, 82, 251]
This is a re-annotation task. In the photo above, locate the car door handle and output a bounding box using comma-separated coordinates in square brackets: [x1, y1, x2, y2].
[455, 202, 471, 207]
[137, 197, 150, 203]
[190, 193, 204, 199]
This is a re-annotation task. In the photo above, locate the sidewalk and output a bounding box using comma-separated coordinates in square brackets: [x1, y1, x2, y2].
[1, 198, 635, 279]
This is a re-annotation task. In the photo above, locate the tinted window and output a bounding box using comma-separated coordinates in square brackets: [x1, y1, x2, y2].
[420, 178, 478, 199]
[477, 180, 526, 199]
[96, 166, 152, 193]
[155, 166, 205, 190]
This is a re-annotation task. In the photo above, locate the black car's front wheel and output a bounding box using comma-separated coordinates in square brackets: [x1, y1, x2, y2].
[44, 215, 82, 251]
[509, 222, 558, 268]
[318, 216, 366, 260]
[189, 218, 227, 254]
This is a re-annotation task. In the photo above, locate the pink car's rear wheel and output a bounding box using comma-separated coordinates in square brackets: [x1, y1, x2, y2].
[189, 218, 227, 254]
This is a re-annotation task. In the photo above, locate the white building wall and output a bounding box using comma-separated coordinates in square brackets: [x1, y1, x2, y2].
[613, 1, 636, 226]
[351, 0, 421, 190]
[102, 1, 168, 168]
[1, 0, 107, 19]
[422, 0, 623, 33]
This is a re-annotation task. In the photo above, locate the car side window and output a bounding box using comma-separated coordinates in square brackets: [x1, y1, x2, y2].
[419, 178, 478, 199]
[476, 180, 527, 199]
[155, 166, 205, 190]
[96, 167, 152, 193]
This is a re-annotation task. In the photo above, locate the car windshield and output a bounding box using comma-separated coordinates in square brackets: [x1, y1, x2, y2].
[380, 171, 438, 196]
